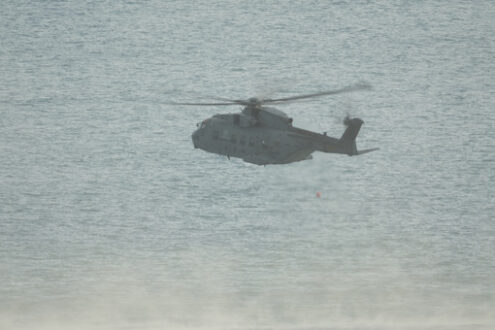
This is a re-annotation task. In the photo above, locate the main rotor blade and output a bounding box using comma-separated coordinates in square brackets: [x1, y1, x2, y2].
[208, 97, 251, 105]
[167, 101, 240, 106]
[207, 96, 240, 102]
[262, 82, 372, 104]
[168, 82, 371, 107]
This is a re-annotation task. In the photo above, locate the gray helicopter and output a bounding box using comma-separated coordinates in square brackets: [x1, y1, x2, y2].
[174, 83, 378, 165]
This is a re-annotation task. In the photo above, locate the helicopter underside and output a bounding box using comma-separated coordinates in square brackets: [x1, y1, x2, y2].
[213, 144, 314, 166]
[242, 148, 314, 165]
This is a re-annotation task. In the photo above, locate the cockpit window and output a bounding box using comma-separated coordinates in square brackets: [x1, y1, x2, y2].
[199, 120, 207, 128]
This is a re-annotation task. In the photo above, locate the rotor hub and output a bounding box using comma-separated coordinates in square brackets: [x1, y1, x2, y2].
[247, 97, 262, 106]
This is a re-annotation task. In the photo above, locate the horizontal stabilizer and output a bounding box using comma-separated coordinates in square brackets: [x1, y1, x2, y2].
[357, 148, 379, 155]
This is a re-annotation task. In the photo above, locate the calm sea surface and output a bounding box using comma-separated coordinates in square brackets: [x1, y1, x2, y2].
[1, 1, 494, 329]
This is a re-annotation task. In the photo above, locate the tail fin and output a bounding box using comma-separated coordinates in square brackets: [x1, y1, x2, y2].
[339, 117, 363, 156]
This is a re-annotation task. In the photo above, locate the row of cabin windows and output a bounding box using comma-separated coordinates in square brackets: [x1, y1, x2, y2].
[231, 134, 255, 147]
[212, 131, 281, 151]
[212, 130, 255, 147]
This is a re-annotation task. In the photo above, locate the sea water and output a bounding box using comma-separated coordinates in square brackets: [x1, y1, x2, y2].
[1, 1, 494, 329]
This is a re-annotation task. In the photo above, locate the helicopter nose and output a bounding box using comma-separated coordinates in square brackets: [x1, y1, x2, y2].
[192, 130, 199, 148]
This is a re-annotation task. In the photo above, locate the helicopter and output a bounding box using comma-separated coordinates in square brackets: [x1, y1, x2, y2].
[172, 83, 378, 165]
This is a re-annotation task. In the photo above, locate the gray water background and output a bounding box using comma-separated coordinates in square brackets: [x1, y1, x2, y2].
[1, 1, 494, 329]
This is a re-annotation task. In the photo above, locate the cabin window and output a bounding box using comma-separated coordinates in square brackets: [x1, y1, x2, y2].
[261, 140, 268, 149]
[233, 114, 240, 126]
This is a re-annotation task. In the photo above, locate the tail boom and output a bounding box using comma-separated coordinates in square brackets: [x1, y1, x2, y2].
[299, 117, 378, 156]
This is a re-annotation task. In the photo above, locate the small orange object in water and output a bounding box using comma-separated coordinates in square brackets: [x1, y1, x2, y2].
[316, 192, 321, 198]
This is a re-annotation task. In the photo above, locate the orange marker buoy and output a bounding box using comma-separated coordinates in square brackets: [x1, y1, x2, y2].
[316, 192, 321, 198]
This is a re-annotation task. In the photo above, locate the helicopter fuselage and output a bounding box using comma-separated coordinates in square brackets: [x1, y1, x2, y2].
[191, 106, 358, 165]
